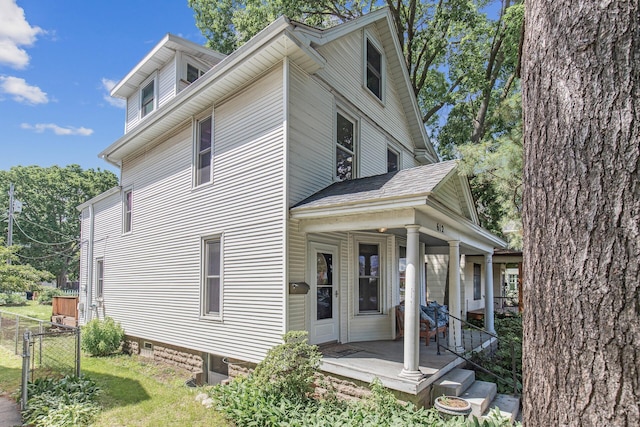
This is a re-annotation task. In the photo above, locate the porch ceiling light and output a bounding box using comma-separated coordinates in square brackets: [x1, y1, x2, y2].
[377, 227, 387, 233]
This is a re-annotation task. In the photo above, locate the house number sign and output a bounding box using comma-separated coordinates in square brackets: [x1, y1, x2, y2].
[436, 223, 445, 233]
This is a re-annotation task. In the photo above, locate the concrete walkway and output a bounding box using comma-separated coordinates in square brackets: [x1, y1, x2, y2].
[0, 397, 21, 427]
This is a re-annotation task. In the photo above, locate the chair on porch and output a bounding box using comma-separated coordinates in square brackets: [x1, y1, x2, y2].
[395, 301, 447, 346]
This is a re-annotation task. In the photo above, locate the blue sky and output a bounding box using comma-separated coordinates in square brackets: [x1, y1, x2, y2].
[0, 0, 207, 175]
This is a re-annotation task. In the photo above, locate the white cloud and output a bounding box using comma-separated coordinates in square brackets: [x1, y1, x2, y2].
[0, 0, 43, 69]
[0, 75, 47, 104]
[101, 78, 125, 108]
[21, 123, 94, 136]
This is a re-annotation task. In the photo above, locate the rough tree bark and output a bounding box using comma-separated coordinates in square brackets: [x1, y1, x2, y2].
[522, 0, 639, 425]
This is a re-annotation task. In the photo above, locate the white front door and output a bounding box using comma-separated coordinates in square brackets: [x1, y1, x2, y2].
[309, 243, 339, 344]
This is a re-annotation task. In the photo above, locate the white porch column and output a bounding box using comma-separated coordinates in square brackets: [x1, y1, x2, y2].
[400, 225, 423, 379]
[448, 241, 464, 352]
[484, 253, 496, 334]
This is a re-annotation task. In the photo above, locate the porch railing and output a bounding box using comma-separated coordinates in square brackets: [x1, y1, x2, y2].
[435, 308, 521, 396]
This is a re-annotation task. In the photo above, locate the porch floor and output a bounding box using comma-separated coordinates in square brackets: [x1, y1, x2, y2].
[320, 330, 495, 396]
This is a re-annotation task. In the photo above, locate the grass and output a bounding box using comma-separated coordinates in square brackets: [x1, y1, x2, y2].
[0, 300, 53, 321]
[0, 346, 230, 426]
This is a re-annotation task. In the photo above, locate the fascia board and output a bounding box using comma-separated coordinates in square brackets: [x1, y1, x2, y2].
[290, 195, 430, 219]
[76, 186, 121, 211]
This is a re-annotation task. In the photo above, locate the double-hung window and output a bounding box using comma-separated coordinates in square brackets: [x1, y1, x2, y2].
[387, 147, 399, 173]
[336, 112, 356, 181]
[202, 237, 222, 317]
[365, 38, 383, 100]
[140, 79, 155, 118]
[195, 116, 213, 186]
[96, 258, 104, 299]
[123, 188, 132, 233]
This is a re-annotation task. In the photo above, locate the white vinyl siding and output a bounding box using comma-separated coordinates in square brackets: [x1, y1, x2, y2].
[315, 26, 415, 153]
[158, 58, 177, 107]
[81, 65, 287, 363]
[425, 253, 448, 305]
[434, 178, 464, 216]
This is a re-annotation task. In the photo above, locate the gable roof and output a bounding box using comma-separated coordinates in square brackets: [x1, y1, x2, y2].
[291, 8, 438, 162]
[293, 160, 458, 211]
[99, 8, 438, 165]
[111, 34, 227, 99]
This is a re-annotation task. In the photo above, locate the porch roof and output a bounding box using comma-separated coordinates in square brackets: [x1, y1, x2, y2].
[292, 161, 457, 211]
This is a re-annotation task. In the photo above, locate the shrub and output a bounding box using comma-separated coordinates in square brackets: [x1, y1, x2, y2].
[252, 330, 321, 397]
[37, 287, 64, 305]
[23, 375, 101, 427]
[81, 317, 125, 356]
[0, 292, 27, 306]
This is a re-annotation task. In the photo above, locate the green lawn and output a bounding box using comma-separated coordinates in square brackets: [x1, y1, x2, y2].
[0, 300, 53, 321]
[0, 346, 230, 426]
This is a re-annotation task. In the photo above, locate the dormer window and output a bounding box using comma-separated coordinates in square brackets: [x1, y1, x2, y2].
[187, 63, 205, 83]
[140, 78, 156, 118]
[365, 36, 384, 101]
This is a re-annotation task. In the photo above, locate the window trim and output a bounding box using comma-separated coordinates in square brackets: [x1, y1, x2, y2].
[122, 187, 133, 234]
[95, 258, 104, 300]
[193, 112, 214, 187]
[139, 73, 158, 119]
[354, 234, 387, 316]
[334, 108, 359, 182]
[180, 53, 210, 84]
[363, 31, 385, 103]
[200, 234, 223, 320]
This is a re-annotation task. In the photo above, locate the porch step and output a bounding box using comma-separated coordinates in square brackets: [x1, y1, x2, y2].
[460, 380, 497, 417]
[432, 368, 475, 398]
[479, 393, 520, 424]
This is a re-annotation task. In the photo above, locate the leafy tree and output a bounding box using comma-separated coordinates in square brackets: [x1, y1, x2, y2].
[188, 0, 524, 238]
[0, 165, 118, 286]
[0, 244, 52, 293]
[522, 0, 638, 424]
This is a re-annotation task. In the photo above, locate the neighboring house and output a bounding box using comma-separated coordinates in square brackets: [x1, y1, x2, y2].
[77, 9, 505, 385]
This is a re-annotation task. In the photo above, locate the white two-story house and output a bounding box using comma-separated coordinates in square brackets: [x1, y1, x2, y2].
[78, 8, 505, 389]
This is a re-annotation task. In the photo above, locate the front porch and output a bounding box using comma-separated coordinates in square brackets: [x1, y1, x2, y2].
[319, 330, 496, 398]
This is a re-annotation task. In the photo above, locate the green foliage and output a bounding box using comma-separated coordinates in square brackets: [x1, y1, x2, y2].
[0, 165, 118, 285]
[22, 375, 101, 427]
[471, 314, 522, 394]
[0, 244, 50, 294]
[252, 330, 321, 397]
[209, 332, 517, 426]
[0, 292, 27, 306]
[37, 287, 64, 305]
[81, 317, 125, 357]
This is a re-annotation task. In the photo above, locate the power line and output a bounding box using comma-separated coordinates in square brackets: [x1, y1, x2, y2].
[12, 218, 78, 246]
[18, 215, 78, 241]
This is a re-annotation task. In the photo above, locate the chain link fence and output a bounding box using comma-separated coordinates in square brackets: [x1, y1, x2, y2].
[0, 311, 81, 410]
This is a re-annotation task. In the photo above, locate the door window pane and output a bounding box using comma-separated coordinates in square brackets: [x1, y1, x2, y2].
[359, 244, 379, 312]
[317, 253, 333, 320]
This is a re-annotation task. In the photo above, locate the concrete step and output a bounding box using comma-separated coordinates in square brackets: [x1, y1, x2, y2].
[478, 393, 520, 424]
[432, 368, 475, 399]
[460, 380, 497, 417]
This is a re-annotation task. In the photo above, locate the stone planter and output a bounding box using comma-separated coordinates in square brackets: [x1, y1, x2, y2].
[434, 395, 472, 418]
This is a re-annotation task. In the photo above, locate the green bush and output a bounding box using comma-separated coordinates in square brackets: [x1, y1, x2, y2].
[81, 317, 125, 356]
[471, 314, 522, 394]
[0, 292, 27, 306]
[23, 375, 101, 427]
[208, 331, 520, 427]
[37, 287, 64, 305]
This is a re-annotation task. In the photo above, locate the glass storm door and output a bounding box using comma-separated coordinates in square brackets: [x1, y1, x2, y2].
[310, 244, 339, 344]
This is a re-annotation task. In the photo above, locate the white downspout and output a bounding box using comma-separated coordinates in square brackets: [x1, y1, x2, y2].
[86, 204, 95, 322]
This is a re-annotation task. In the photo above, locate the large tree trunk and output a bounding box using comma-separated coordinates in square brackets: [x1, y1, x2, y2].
[522, 0, 639, 425]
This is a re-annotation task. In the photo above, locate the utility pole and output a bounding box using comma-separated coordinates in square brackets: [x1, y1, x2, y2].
[8, 182, 14, 247]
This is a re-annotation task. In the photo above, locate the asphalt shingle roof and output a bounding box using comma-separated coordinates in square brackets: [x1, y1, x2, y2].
[293, 160, 458, 210]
